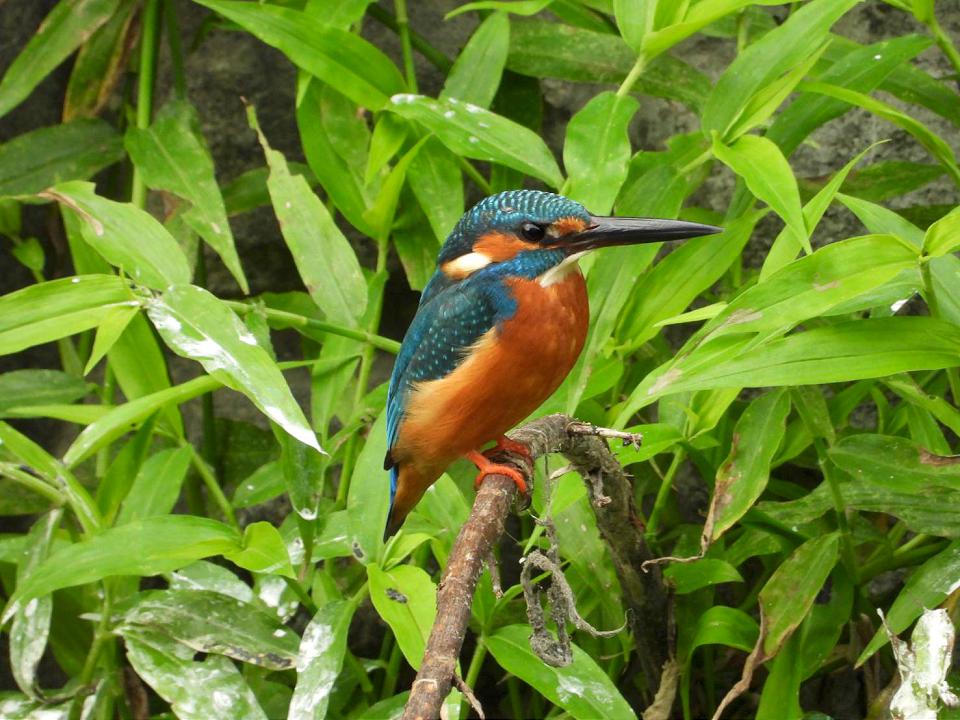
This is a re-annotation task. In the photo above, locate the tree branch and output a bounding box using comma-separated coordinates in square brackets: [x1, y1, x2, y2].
[402, 414, 668, 720]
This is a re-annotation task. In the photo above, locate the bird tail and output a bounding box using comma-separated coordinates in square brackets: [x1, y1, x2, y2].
[383, 462, 435, 540]
[383, 465, 402, 540]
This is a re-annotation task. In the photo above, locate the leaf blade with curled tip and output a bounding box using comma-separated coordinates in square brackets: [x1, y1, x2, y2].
[386, 94, 563, 188]
[42, 181, 191, 289]
[146, 284, 321, 453]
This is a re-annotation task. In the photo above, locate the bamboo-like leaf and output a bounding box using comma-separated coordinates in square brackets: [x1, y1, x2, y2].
[712, 134, 808, 254]
[0, 0, 121, 119]
[367, 564, 436, 670]
[225, 522, 294, 578]
[486, 624, 637, 720]
[346, 412, 390, 564]
[702, 390, 791, 549]
[923, 207, 960, 258]
[147, 284, 320, 452]
[0, 370, 89, 415]
[118, 589, 299, 670]
[125, 101, 248, 293]
[250, 106, 366, 325]
[193, 0, 404, 111]
[442, 12, 510, 109]
[288, 600, 357, 720]
[562, 91, 638, 215]
[42, 181, 192, 289]
[702, 0, 859, 136]
[116, 447, 192, 524]
[387, 94, 563, 188]
[0, 120, 124, 196]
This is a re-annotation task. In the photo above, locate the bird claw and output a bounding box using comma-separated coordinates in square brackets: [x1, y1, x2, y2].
[492, 435, 532, 460]
[466, 450, 529, 494]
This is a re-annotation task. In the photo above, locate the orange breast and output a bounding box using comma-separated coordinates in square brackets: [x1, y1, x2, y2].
[394, 270, 589, 473]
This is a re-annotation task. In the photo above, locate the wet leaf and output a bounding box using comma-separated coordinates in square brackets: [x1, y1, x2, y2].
[346, 412, 390, 564]
[123, 627, 268, 720]
[225, 522, 295, 578]
[442, 12, 510, 108]
[368, 564, 436, 670]
[168, 561, 255, 603]
[702, 390, 790, 549]
[0, 120, 123, 197]
[147, 284, 320, 452]
[288, 599, 357, 720]
[126, 100, 248, 293]
[42, 181, 192, 289]
[486, 624, 637, 720]
[7, 516, 241, 611]
[387, 94, 563, 188]
[119, 589, 299, 670]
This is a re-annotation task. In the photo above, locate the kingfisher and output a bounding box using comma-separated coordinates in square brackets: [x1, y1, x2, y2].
[384, 190, 720, 537]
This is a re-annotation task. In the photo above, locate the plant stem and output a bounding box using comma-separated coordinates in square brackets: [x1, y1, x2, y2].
[345, 650, 375, 697]
[927, 14, 960, 82]
[814, 438, 859, 581]
[131, 0, 162, 208]
[459, 638, 487, 718]
[225, 301, 400, 353]
[616, 53, 648, 98]
[381, 637, 403, 700]
[164, 0, 187, 99]
[367, 4, 453, 72]
[860, 537, 947, 580]
[186, 444, 237, 528]
[394, 0, 418, 93]
[456, 155, 493, 194]
[282, 575, 318, 615]
[646, 448, 685, 544]
[0, 463, 64, 505]
[920, 260, 960, 403]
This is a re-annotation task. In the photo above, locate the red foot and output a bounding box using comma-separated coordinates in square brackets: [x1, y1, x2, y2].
[492, 435, 532, 460]
[466, 450, 528, 494]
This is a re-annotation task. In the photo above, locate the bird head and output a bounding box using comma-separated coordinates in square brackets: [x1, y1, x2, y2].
[437, 190, 721, 282]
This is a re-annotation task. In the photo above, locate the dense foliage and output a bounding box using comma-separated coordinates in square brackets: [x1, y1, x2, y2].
[1, 0, 959, 718]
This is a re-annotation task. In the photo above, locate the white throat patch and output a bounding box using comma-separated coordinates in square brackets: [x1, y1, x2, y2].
[538, 251, 586, 287]
[442, 251, 492, 278]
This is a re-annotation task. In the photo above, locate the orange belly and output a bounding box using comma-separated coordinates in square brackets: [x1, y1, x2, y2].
[393, 270, 589, 482]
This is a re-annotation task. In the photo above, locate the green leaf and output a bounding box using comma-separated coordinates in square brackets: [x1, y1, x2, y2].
[346, 412, 390, 564]
[620, 317, 960, 417]
[506, 20, 710, 110]
[406, 137, 464, 243]
[0, 0, 121, 119]
[289, 599, 357, 720]
[923, 207, 960, 258]
[0, 274, 134, 356]
[442, 12, 510, 108]
[119, 589, 299, 670]
[702, 0, 859, 136]
[761, 144, 878, 279]
[249, 105, 367, 325]
[830, 434, 960, 494]
[168, 561, 255, 603]
[562, 91, 639, 214]
[0, 119, 124, 196]
[486, 624, 637, 720]
[802, 81, 960, 186]
[767, 35, 933, 157]
[123, 628, 268, 720]
[125, 100, 248, 293]
[222, 162, 315, 217]
[702, 390, 790, 547]
[83, 303, 139, 375]
[679, 605, 759, 664]
[193, 0, 404, 110]
[664, 558, 743, 594]
[116, 447, 192, 525]
[10, 237, 44, 273]
[387, 94, 563, 188]
[712, 134, 809, 254]
[835, 161, 946, 204]
[297, 80, 375, 236]
[232, 461, 284, 510]
[7, 516, 241, 610]
[0, 370, 89, 415]
[367, 564, 436, 671]
[42, 181, 192, 289]
[147, 284, 321, 452]
[10, 510, 61, 697]
[276, 427, 323, 521]
[446, 0, 554, 17]
[857, 541, 960, 664]
[760, 533, 839, 657]
[225, 522, 294, 578]
[613, 0, 655, 52]
[63, 0, 137, 120]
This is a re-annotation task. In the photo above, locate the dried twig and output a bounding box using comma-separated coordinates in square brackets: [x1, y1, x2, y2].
[402, 414, 668, 720]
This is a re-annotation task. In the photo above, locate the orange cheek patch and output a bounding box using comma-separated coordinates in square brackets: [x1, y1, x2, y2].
[474, 231, 539, 262]
[552, 216, 588, 236]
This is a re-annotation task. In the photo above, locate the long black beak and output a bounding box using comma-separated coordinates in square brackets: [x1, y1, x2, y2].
[565, 216, 722, 253]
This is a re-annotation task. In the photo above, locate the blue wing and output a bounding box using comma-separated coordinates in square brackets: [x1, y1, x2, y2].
[384, 271, 517, 504]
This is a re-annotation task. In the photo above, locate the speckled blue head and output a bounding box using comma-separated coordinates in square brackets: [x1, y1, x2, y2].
[437, 190, 590, 265]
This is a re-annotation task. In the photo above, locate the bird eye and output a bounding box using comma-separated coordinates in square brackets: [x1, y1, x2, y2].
[520, 222, 546, 242]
